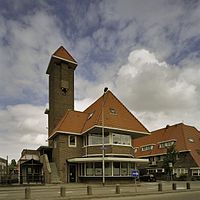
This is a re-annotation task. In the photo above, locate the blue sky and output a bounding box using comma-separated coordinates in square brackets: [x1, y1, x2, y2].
[0, 0, 200, 161]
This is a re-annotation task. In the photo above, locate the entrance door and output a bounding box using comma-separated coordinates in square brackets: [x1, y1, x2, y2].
[69, 164, 76, 182]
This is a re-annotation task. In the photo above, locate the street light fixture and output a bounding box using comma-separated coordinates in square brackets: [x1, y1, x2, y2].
[102, 87, 108, 186]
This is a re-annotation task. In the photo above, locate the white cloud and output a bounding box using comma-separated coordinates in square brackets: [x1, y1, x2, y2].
[20, 133, 47, 145]
[75, 98, 94, 111]
[0, 104, 47, 160]
[75, 48, 200, 132]
[1, 0, 200, 161]
[0, 10, 67, 104]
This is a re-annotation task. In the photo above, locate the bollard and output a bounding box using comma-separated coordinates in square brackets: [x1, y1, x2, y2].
[186, 182, 191, 189]
[25, 187, 31, 199]
[60, 186, 66, 197]
[116, 184, 120, 194]
[172, 183, 176, 190]
[87, 185, 92, 195]
[158, 183, 162, 191]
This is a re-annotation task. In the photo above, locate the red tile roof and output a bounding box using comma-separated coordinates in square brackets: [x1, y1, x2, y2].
[46, 46, 77, 74]
[53, 46, 77, 64]
[133, 123, 200, 166]
[82, 90, 149, 134]
[49, 90, 149, 138]
[52, 110, 88, 135]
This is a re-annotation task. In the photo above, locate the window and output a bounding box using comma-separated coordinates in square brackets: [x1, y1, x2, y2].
[105, 162, 112, 176]
[88, 112, 94, 120]
[188, 138, 194, 143]
[113, 162, 120, 176]
[88, 133, 109, 145]
[68, 135, 77, 147]
[159, 140, 175, 148]
[95, 162, 102, 176]
[28, 167, 32, 174]
[173, 168, 188, 177]
[86, 163, 93, 176]
[121, 163, 128, 176]
[110, 108, 117, 115]
[192, 169, 199, 176]
[141, 145, 154, 151]
[112, 133, 131, 145]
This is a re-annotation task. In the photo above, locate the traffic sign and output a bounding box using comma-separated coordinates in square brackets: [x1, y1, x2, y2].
[131, 170, 139, 178]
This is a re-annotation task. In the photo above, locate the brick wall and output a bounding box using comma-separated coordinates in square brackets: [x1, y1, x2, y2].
[52, 134, 82, 182]
[48, 62, 74, 136]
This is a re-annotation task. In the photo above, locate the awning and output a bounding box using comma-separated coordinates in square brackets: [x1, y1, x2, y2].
[68, 157, 149, 163]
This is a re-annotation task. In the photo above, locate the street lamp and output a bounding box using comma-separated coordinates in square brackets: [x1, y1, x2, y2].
[102, 87, 108, 186]
[169, 162, 173, 181]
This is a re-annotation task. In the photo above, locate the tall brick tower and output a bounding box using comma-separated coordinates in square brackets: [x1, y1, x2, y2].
[46, 46, 77, 138]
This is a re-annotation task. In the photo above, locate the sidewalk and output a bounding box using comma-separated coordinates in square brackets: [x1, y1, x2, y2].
[0, 181, 199, 200]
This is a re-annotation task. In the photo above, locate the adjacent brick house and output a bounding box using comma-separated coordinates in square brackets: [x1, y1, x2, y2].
[0, 157, 7, 183]
[18, 149, 43, 184]
[45, 46, 149, 183]
[133, 123, 200, 180]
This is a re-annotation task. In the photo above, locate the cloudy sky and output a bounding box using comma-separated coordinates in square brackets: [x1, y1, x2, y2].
[0, 0, 200, 161]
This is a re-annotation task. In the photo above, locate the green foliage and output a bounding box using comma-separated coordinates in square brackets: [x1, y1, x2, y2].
[162, 144, 177, 174]
[9, 159, 17, 172]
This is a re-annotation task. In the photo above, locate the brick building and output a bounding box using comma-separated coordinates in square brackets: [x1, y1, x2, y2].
[44, 46, 149, 183]
[17, 46, 200, 184]
[133, 123, 200, 180]
[0, 157, 7, 183]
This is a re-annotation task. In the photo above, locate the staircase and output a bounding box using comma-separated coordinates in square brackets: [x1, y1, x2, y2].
[49, 162, 62, 184]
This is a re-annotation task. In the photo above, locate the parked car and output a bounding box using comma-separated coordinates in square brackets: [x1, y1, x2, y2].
[140, 174, 156, 182]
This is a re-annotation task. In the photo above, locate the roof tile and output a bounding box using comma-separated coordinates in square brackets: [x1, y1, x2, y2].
[133, 123, 200, 166]
[49, 90, 149, 138]
[53, 46, 77, 64]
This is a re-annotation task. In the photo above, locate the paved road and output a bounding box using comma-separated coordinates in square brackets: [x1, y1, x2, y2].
[93, 191, 200, 200]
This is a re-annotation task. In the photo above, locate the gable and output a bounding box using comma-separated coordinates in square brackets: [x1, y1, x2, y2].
[82, 90, 149, 135]
[49, 90, 149, 139]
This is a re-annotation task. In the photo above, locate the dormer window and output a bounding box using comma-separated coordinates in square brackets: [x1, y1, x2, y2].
[110, 108, 117, 115]
[159, 140, 175, 148]
[188, 138, 194, 143]
[141, 145, 154, 151]
[88, 112, 94, 120]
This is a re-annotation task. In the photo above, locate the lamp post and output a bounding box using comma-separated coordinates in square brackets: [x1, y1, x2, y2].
[102, 87, 108, 186]
[169, 162, 173, 181]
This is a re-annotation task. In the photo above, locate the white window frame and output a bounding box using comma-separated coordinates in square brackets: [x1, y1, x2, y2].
[192, 169, 200, 176]
[68, 135, 77, 147]
[112, 133, 131, 146]
[141, 145, 154, 151]
[159, 140, 176, 148]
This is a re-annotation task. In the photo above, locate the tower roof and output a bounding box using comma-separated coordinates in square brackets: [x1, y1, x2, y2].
[46, 46, 77, 74]
[49, 90, 149, 139]
[53, 46, 77, 64]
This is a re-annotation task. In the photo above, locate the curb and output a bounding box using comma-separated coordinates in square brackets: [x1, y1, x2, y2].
[52, 188, 199, 200]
